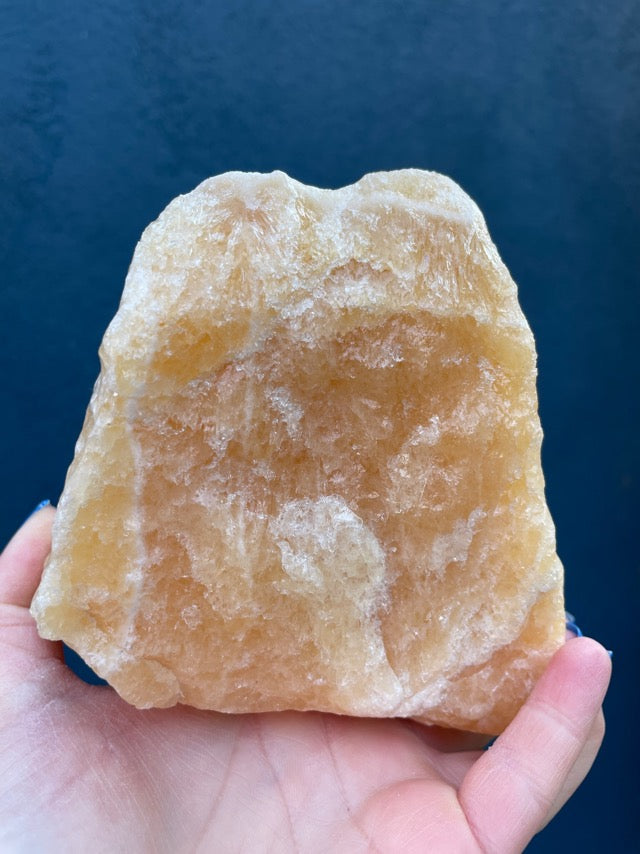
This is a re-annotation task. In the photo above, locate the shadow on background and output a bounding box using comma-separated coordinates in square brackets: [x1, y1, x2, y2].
[2, 2, 638, 850]
[63, 645, 107, 687]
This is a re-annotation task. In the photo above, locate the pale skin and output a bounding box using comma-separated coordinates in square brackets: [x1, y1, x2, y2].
[0, 507, 611, 853]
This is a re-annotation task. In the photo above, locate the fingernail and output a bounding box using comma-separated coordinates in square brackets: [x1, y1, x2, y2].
[26, 499, 51, 522]
[607, 650, 613, 660]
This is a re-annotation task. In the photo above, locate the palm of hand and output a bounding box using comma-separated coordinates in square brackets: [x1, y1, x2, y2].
[1, 509, 611, 853]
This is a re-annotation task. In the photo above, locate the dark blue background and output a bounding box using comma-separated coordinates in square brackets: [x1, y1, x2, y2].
[2, 1, 638, 850]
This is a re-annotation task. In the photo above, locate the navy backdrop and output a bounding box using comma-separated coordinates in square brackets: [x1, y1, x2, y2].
[1, 1, 638, 850]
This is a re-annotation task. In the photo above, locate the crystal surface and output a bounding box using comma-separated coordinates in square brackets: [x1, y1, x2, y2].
[31, 170, 565, 733]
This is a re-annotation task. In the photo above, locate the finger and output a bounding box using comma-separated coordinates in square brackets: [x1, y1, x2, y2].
[0, 503, 56, 607]
[448, 710, 606, 831]
[458, 637, 611, 854]
[433, 702, 606, 800]
[539, 708, 605, 828]
[0, 504, 64, 670]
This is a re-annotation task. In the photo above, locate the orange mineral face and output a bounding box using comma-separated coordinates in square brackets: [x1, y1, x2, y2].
[31, 169, 564, 734]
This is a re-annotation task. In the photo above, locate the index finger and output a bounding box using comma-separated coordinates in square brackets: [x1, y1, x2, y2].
[0, 504, 56, 608]
[458, 637, 611, 854]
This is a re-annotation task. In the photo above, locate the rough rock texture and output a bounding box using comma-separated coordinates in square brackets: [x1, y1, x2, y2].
[31, 170, 565, 734]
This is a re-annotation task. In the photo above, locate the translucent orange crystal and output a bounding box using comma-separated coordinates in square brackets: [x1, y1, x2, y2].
[31, 170, 564, 733]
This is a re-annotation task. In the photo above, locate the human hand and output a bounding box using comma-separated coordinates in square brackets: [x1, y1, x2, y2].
[0, 507, 611, 853]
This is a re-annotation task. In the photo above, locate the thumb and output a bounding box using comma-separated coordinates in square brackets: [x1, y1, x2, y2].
[0, 503, 64, 675]
[458, 637, 611, 853]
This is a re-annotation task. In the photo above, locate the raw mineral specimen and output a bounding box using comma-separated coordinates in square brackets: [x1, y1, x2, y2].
[31, 170, 565, 734]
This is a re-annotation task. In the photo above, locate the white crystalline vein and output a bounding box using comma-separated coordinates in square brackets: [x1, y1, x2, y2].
[428, 507, 487, 579]
[120, 393, 149, 654]
[269, 386, 304, 437]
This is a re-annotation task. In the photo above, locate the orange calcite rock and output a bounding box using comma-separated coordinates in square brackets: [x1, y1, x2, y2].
[31, 170, 565, 734]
